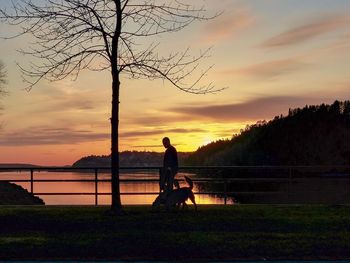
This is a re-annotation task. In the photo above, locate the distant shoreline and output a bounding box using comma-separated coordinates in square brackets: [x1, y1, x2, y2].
[0, 166, 163, 174]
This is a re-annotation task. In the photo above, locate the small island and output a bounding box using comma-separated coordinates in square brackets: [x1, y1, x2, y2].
[0, 182, 44, 205]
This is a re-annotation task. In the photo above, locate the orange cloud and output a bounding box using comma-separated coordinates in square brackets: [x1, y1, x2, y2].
[262, 13, 350, 47]
[221, 58, 308, 79]
[201, 8, 254, 43]
[120, 128, 207, 138]
[0, 126, 109, 146]
[125, 115, 186, 127]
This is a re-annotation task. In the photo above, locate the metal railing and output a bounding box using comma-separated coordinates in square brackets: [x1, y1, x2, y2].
[1, 166, 350, 205]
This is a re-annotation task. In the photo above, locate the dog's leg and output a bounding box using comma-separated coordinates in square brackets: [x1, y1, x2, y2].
[173, 179, 180, 189]
[189, 192, 197, 211]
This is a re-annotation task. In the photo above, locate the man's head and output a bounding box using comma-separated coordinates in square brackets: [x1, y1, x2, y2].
[162, 137, 171, 148]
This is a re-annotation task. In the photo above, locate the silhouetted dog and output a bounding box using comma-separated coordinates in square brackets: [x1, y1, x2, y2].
[166, 176, 197, 210]
[152, 176, 197, 210]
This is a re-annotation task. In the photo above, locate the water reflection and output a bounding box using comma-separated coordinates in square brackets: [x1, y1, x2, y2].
[0, 171, 233, 205]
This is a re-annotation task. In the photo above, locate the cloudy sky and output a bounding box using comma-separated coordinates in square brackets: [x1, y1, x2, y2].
[1, 0, 350, 165]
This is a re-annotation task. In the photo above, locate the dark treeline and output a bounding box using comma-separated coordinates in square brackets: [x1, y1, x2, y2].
[73, 151, 191, 167]
[187, 100, 350, 166]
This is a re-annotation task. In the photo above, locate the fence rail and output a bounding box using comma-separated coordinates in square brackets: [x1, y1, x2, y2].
[1, 166, 350, 205]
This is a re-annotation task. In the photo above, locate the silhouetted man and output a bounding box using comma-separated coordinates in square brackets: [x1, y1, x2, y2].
[160, 137, 178, 193]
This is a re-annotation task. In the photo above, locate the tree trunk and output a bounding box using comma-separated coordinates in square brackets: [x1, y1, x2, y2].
[111, 73, 122, 211]
[109, 0, 122, 213]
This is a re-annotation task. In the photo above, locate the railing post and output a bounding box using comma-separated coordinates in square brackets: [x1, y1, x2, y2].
[224, 176, 227, 205]
[159, 168, 162, 192]
[30, 169, 34, 194]
[94, 168, 98, 206]
[288, 167, 292, 203]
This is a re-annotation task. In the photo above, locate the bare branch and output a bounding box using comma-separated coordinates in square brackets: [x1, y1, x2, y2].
[0, 61, 6, 93]
[0, 0, 224, 93]
[0, 60, 7, 117]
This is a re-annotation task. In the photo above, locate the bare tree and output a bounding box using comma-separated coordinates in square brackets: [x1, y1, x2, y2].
[1, 0, 223, 213]
[0, 60, 6, 118]
[0, 61, 5, 94]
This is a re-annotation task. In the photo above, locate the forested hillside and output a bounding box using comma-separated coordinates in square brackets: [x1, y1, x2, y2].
[187, 100, 350, 166]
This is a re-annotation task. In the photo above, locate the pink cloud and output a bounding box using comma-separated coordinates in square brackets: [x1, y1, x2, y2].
[262, 13, 350, 47]
[168, 96, 334, 122]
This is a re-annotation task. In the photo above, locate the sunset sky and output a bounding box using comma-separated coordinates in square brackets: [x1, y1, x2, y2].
[1, 0, 350, 166]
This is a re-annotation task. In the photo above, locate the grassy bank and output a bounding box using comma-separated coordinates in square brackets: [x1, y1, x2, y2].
[0, 205, 350, 260]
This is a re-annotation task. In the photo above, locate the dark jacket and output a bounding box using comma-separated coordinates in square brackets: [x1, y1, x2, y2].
[163, 145, 178, 170]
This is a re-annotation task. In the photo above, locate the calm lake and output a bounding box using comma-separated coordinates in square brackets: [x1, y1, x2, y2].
[0, 171, 233, 205]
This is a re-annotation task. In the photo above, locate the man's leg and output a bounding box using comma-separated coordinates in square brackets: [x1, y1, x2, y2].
[166, 169, 177, 192]
[159, 168, 167, 192]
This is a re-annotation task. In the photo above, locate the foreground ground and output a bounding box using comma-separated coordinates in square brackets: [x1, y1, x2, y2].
[0, 205, 349, 260]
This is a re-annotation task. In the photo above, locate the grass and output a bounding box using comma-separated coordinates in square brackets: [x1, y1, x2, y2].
[0, 204, 350, 260]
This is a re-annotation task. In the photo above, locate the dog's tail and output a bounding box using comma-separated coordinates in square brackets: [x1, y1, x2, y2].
[184, 176, 193, 190]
